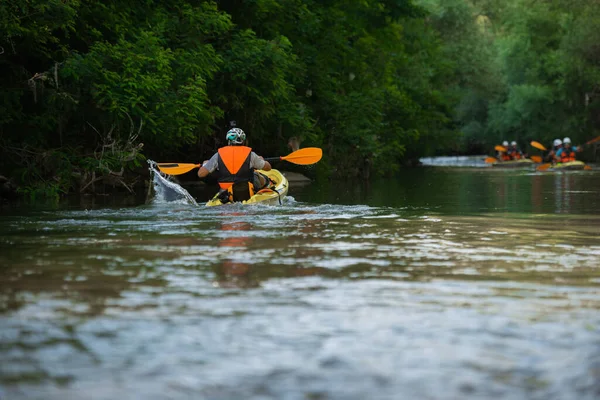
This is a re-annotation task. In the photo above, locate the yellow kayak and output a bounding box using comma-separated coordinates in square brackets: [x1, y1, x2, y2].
[545, 161, 586, 171]
[491, 159, 534, 168]
[205, 169, 289, 206]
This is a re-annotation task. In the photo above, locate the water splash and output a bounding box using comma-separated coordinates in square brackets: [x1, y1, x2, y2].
[419, 155, 489, 168]
[147, 160, 198, 206]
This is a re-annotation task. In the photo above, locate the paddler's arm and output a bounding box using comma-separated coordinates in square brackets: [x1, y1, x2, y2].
[251, 152, 271, 171]
[198, 154, 218, 178]
[198, 165, 210, 178]
[261, 160, 272, 171]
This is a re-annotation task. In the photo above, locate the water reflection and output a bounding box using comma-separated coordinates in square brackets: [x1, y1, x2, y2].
[292, 168, 600, 215]
[0, 240, 156, 317]
[531, 174, 544, 213]
[214, 218, 256, 288]
[553, 173, 575, 214]
[212, 213, 334, 288]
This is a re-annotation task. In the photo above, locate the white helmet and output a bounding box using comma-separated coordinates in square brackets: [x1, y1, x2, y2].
[511, 141, 517, 146]
[553, 139, 562, 147]
[502, 141, 509, 147]
[563, 137, 571, 144]
[226, 128, 246, 145]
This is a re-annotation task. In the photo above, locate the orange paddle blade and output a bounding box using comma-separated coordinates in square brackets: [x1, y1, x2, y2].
[157, 163, 201, 175]
[485, 157, 497, 164]
[495, 145, 507, 152]
[584, 165, 593, 170]
[530, 141, 547, 151]
[585, 135, 600, 145]
[279, 147, 322, 165]
[530, 155, 542, 163]
[536, 163, 552, 171]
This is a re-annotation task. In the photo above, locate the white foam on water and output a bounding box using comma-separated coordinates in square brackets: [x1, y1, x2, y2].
[147, 160, 198, 206]
[419, 155, 489, 167]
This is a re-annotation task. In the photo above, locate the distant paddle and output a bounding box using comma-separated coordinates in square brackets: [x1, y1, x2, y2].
[536, 163, 552, 171]
[530, 141, 547, 164]
[585, 135, 600, 146]
[530, 155, 542, 163]
[530, 141, 547, 151]
[157, 147, 323, 175]
[485, 157, 497, 164]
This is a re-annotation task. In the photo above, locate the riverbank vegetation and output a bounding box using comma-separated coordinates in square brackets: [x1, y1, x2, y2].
[1, 0, 600, 197]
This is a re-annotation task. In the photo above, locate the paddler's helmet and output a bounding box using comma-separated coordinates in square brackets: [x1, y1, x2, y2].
[226, 128, 246, 145]
[502, 141, 509, 147]
[511, 141, 517, 146]
[563, 137, 571, 145]
[553, 139, 562, 147]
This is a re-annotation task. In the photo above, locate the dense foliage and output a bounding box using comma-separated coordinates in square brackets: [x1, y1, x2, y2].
[1, 0, 599, 196]
[421, 0, 600, 153]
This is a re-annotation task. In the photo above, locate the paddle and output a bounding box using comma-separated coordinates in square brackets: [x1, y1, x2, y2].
[156, 163, 201, 175]
[485, 157, 497, 164]
[529, 141, 549, 164]
[157, 147, 323, 175]
[530, 155, 542, 163]
[585, 135, 600, 146]
[495, 145, 507, 152]
[264, 147, 322, 165]
[530, 141, 547, 151]
[536, 163, 552, 171]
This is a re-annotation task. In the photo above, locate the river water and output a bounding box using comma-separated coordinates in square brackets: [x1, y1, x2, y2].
[1, 165, 599, 399]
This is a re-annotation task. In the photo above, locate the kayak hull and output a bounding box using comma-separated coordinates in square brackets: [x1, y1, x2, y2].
[205, 169, 289, 207]
[491, 159, 534, 168]
[546, 161, 586, 171]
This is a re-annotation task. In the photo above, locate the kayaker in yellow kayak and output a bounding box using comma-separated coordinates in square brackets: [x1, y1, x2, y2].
[498, 141, 511, 161]
[545, 139, 562, 162]
[198, 127, 272, 203]
[507, 141, 526, 160]
[555, 137, 581, 163]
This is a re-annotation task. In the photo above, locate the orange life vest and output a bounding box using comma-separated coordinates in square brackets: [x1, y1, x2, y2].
[507, 148, 522, 160]
[560, 149, 576, 163]
[216, 146, 255, 202]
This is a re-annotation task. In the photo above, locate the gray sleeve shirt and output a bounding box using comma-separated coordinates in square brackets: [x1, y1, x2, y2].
[202, 151, 266, 173]
[202, 153, 220, 173]
[249, 152, 267, 170]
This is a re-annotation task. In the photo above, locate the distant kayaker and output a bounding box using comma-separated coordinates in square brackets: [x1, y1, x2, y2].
[498, 141, 511, 161]
[555, 137, 580, 163]
[507, 141, 525, 160]
[545, 139, 562, 162]
[198, 128, 272, 202]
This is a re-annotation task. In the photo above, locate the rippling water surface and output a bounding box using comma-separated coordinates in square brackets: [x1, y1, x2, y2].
[1, 168, 600, 399]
